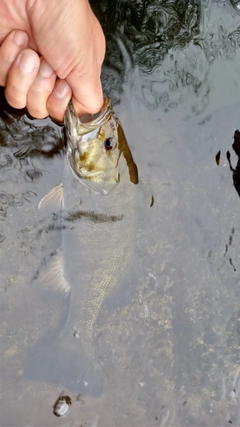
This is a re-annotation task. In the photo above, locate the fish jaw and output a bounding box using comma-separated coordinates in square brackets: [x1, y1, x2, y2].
[64, 98, 112, 140]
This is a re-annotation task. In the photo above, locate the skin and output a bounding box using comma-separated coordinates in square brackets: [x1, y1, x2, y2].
[0, 0, 106, 121]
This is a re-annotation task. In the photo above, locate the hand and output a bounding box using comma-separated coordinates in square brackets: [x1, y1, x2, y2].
[0, 0, 105, 121]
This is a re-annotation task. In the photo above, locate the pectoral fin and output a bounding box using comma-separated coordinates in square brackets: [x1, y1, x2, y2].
[33, 252, 70, 298]
[38, 183, 64, 211]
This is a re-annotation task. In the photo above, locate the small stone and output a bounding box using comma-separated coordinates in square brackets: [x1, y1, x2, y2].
[53, 395, 72, 417]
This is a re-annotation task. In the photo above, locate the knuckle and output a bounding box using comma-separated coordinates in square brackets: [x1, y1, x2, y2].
[27, 93, 49, 118]
[0, 48, 18, 76]
[28, 86, 42, 98]
[27, 107, 48, 119]
[5, 91, 26, 109]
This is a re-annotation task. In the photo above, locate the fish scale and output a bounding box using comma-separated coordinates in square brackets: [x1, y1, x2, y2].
[72, 169, 136, 345]
[61, 159, 136, 346]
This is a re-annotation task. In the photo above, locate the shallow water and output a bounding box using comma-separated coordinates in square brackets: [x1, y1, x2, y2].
[1, 0, 240, 426]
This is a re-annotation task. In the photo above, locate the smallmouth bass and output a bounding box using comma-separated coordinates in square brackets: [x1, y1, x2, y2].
[25, 98, 139, 395]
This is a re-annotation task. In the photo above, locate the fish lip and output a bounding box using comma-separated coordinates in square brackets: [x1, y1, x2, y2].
[64, 97, 112, 143]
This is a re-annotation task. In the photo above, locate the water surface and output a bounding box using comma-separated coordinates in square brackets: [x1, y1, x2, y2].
[0, 0, 240, 425]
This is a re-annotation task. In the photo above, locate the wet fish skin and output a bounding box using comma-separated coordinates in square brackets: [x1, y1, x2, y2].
[65, 97, 138, 193]
[25, 98, 139, 395]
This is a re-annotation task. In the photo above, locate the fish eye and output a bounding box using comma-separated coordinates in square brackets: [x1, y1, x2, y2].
[104, 137, 116, 151]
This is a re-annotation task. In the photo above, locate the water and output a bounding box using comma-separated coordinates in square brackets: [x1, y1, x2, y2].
[0, 0, 240, 425]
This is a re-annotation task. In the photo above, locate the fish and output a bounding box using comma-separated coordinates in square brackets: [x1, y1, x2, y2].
[25, 97, 139, 395]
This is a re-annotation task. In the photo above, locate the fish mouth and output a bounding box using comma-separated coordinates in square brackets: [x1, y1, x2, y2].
[64, 97, 112, 140]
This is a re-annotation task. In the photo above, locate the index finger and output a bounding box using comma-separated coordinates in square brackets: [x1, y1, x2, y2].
[0, 30, 29, 86]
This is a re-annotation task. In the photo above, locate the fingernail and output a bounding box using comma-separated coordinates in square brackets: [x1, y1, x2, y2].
[18, 53, 37, 74]
[54, 80, 70, 99]
[13, 30, 28, 47]
[39, 61, 54, 78]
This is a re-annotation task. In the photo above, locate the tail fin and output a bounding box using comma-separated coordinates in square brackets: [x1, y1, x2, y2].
[24, 334, 103, 396]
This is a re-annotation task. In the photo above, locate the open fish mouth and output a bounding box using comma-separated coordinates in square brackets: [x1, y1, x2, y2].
[65, 97, 112, 141]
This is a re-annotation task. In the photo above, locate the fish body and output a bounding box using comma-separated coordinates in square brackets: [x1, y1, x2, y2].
[25, 98, 138, 395]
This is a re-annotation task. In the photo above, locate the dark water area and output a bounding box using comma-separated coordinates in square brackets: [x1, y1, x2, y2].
[1, 0, 240, 426]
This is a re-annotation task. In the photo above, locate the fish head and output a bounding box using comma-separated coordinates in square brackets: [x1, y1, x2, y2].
[64, 98, 138, 194]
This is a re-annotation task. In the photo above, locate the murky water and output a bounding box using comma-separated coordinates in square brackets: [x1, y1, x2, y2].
[1, 0, 240, 426]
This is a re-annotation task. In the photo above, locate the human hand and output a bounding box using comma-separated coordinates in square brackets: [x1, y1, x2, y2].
[0, 0, 105, 121]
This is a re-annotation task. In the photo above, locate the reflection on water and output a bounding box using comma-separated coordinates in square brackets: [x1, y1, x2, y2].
[92, 0, 240, 115]
[230, 0, 240, 11]
[1, 0, 240, 426]
[227, 129, 240, 197]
